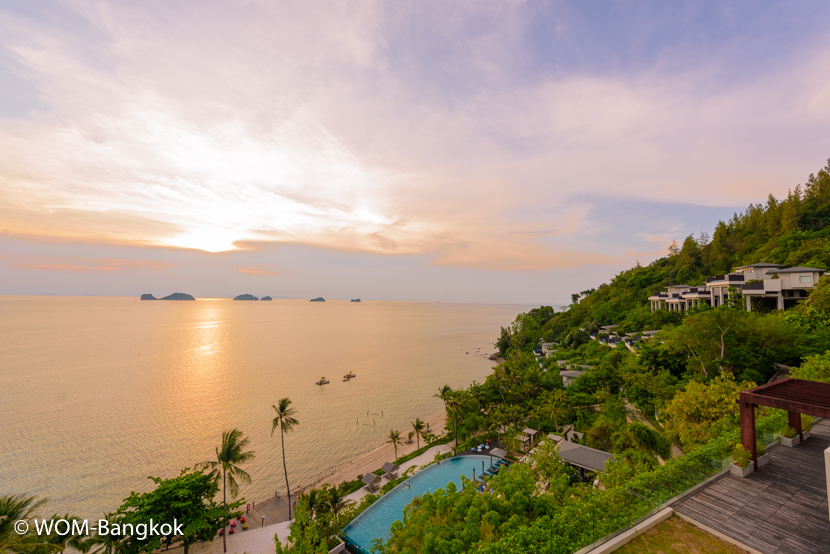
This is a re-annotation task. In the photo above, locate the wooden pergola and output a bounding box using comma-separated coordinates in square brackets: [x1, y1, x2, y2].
[739, 377, 830, 468]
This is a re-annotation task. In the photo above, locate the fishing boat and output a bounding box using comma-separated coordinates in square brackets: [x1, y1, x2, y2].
[316, 377, 330, 385]
[344, 372, 356, 379]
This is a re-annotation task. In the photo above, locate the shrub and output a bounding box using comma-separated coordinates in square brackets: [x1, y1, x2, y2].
[732, 444, 751, 468]
[780, 425, 797, 438]
[755, 441, 766, 457]
[801, 414, 814, 432]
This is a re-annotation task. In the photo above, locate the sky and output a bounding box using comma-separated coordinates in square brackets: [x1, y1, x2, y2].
[1, 1, 829, 304]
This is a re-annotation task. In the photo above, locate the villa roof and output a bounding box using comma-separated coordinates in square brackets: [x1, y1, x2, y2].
[666, 284, 693, 289]
[641, 330, 661, 335]
[600, 325, 618, 330]
[560, 370, 585, 378]
[490, 448, 508, 459]
[362, 473, 381, 486]
[522, 428, 538, 436]
[547, 433, 563, 442]
[557, 441, 615, 473]
[733, 263, 785, 269]
[381, 462, 399, 473]
[774, 266, 827, 273]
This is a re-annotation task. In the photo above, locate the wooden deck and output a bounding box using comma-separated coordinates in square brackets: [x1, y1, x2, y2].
[673, 419, 830, 554]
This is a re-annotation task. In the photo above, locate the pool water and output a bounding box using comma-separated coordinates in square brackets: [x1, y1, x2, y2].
[341, 454, 496, 551]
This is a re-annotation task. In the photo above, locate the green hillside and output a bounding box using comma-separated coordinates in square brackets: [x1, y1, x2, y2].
[499, 158, 830, 352]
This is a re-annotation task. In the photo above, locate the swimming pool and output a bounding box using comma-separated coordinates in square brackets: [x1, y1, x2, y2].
[341, 454, 495, 552]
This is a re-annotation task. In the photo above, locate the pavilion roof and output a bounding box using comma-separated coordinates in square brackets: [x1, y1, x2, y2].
[740, 378, 830, 418]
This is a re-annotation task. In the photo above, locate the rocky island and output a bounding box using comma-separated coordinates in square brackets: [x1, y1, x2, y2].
[261, 296, 272, 301]
[233, 294, 258, 301]
[140, 294, 158, 300]
[310, 297, 325, 302]
[160, 293, 195, 301]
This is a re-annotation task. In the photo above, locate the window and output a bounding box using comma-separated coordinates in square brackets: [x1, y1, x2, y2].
[799, 275, 812, 284]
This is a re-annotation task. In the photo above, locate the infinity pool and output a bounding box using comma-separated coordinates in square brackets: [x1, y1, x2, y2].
[341, 454, 495, 552]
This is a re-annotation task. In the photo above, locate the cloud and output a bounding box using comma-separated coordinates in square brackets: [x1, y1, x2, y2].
[237, 266, 282, 276]
[5, 256, 174, 272]
[0, 0, 828, 276]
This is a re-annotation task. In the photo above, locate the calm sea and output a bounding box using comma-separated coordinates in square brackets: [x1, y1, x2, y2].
[0, 296, 527, 519]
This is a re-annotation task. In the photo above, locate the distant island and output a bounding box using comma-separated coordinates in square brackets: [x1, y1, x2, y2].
[261, 296, 272, 301]
[161, 293, 195, 301]
[233, 294, 258, 301]
[351, 298, 361, 302]
[141, 293, 195, 300]
[310, 297, 326, 302]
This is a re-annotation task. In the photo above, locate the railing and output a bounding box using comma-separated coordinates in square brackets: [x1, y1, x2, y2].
[569, 417, 783, 553]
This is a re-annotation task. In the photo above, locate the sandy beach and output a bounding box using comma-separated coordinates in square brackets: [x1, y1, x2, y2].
[305, 411, 447, 491]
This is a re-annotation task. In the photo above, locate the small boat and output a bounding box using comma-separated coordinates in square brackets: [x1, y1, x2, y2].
[316, 377, 330, 385]
[344, 372, 356, 379]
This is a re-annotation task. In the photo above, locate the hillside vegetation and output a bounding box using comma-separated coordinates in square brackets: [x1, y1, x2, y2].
[496, 158, 830, 350]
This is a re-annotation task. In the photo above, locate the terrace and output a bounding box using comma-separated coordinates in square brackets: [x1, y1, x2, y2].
[671, 419, 830, 554]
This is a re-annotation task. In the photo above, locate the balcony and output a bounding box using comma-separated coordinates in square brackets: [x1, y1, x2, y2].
[706, 274, 745, 283]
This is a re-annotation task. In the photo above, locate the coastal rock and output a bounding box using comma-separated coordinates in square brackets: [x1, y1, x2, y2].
[160, 293, 195, 301]
[310, 297, 326, 302]
[140, 294, 158, 300]
[261, 296, 273, 301]
[233, 294, 258, 301]
[351, 298, 361, 302]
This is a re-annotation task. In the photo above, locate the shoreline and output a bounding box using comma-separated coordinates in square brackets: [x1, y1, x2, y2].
[301, 411, 447, 493]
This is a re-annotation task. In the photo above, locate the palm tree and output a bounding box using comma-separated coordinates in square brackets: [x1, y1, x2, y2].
[543, 390, 567, 432]
[446, 395, 462, 448]
[325, 487, 352, 535]
[491, 366, 508, 403]
[85, 516, 127, 554]
[197, 429, 255, 553]
[1, 494, 48, 554]
[386, 430, 403, 462]
[433, 385, 452, 411]
[411, 418, 426, 453]
[271, 397, 299, 521]
[47, 514, 88, 553]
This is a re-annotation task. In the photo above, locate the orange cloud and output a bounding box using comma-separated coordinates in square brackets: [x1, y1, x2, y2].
[237, 266, 282, 276]
[8, 257, 175, 272]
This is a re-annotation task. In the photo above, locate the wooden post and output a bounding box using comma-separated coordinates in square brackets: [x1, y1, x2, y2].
[788, 410, 803, 442]
[739, 395, 757, 469]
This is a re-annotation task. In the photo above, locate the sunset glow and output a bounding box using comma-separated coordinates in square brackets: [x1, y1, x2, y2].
[2, 1, 829, 302]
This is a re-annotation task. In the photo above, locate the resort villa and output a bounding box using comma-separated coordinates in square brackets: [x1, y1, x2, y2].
[648, 263, 826, 312]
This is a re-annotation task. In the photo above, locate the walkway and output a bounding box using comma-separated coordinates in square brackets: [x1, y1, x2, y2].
[672, 419, 830, 554]
[624, 400, 684, 461]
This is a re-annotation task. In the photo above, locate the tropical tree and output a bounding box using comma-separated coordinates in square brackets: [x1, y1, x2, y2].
[271, 398, 299, 520]
[85, 516, 128, 554]
[115, 469, 231, 554]
[386, 430, 403, 462]
[433, 385, 452, 411]
[491, 366, 508, 403]
[446, 395, 462, 448]
[543, 389, 567, 432]
[325, 487, 351, 535]
[45, 514, 88, 554]
[0, 494, 48, 554]
[410, 418, 426, 453]
[196, 429, 255, 553]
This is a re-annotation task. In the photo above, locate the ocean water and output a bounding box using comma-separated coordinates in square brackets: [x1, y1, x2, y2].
[0, 296, 526, 519]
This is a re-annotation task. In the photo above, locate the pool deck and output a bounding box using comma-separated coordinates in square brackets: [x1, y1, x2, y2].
[343, 442, 455, 504]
